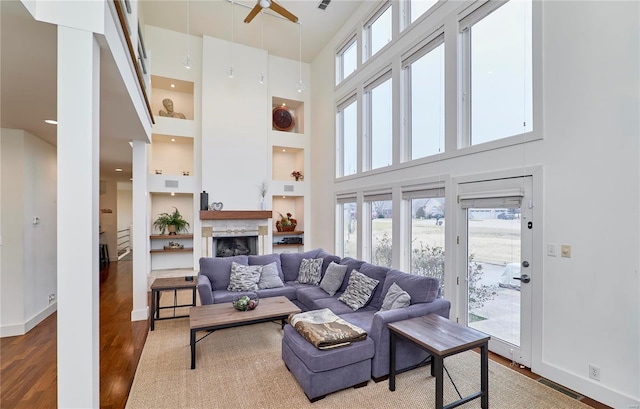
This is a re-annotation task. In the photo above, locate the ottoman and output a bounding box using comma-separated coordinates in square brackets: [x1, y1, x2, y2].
[282, 324, 375, 402]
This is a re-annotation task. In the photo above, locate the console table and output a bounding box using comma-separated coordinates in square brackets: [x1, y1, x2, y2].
[388, 314, 490, 409]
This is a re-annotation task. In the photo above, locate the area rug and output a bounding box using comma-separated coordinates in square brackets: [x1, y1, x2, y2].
[126, 317, 589, 409]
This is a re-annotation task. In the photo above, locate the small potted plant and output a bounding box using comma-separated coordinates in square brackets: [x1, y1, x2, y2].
[291, 170, 303, 181]
[153, 207, 190, 235]
[276, 212, 297, 232]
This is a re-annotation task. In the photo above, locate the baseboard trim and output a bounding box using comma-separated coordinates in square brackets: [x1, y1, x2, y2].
[0, 302, 57, 338]
[131, 307, 148, 322]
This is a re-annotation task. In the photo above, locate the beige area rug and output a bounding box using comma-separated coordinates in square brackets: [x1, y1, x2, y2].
[127, 317, 589, 409]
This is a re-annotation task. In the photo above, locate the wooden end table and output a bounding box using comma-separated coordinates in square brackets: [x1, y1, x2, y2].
[150, 277, 197, 331]
[189, 296, 300, 369]
[388, 314, 490, 409]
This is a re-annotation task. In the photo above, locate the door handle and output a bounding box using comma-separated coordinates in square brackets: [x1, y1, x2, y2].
[512, 274, 531, 284]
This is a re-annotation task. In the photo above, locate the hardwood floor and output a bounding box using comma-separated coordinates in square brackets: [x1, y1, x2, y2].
[0, 259, 148, 409]
[1, 258, 611, 409]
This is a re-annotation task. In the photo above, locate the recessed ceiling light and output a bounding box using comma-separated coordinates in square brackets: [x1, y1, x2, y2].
[170, 83, 176, 88]
[282, 149, 286, 152]
[171, 192, 176, 196]
[44, 119, 57, 125]
[128, 141, 133, 147]
[115, 168, 123, 172]
[281, 103, 286, 107]
[130, 178, 133, 181]
[171, 138, 176, 142]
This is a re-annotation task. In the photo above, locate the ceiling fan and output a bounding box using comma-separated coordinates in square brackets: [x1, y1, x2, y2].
[243, 0, 298, 24]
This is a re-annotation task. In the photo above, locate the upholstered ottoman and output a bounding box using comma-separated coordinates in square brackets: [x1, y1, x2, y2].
[282, 324, 375, 402]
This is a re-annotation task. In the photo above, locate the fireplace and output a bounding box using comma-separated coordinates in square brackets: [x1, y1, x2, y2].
[213, 236, 258, 257]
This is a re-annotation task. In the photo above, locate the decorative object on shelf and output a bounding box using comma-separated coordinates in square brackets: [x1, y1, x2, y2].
[259, 180, 268, 210]
[200, 191, 209, 211]
[164, 241, 184, 250]
[100, 208, 113, 213]
[209, 202, 224, 211]
[276, 212, 297, 232]
[158, 98, 186, 119]
[153, 207, 190, 235]
[232, 294, 259, 311]
[183, 171, 190, 176]
[272, 105, 295, 131]
[155, 169, 163, 175]
[290, 170, 303, 181]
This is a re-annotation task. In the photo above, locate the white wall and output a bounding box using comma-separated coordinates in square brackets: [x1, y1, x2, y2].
[99, 181, 117, 261]
[0, 128, 57, 337]
[310, 1, 639, 407]
[117, 182, 132, 232]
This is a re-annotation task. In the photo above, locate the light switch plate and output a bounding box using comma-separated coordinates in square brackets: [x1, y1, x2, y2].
[547, 243, 557, 257]
[561, 244, 571, 258]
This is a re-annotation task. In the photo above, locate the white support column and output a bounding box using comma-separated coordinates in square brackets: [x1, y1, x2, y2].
[131, 140, 149, 321]
[57, 26, 100, 409]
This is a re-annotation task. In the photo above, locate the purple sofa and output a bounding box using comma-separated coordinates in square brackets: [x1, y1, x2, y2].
[197, 248, 451, 400]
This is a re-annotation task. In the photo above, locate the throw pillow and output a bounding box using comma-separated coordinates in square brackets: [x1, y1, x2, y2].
[338, 270, 379, 311]
[258, 262, 284, 289]
[380, 282, 411, 311]
[227, 262, 262, 292]
[319, 262, 348, 296]
[295, 258, 324, 285]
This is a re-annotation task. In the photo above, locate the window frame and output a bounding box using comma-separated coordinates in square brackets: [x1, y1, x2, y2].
[364, 70, 393, 171]
[335, 33, 358, 85]
[364, 191, 393, 265]
[336, 94, 359, 178]
[363, 1, 393, 62]
[336, 195, 358, 258]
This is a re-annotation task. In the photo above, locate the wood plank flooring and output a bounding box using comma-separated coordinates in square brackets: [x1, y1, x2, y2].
[0, 257, 611, 409]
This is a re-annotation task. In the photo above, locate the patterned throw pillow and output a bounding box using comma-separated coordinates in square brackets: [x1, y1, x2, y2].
[295, 258, 324, 285]
[227, 262, 262, 292]
[319, 262, 348, 296]
[338, 270, 379, 311]
[258, 262, 284, 289]
[380, 282, 411, 311]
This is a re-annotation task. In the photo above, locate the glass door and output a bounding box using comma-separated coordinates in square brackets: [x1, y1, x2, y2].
[458, 176, 533, 367]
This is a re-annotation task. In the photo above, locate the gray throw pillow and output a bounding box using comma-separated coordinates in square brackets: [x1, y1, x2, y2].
[227, 262, 262, 292]
[338, 270, 379, 311]
[380, 282, 411, 311]
[319, 262, 348, 296]
[295, 258, 323, 285]
[258, 262, 284, 289]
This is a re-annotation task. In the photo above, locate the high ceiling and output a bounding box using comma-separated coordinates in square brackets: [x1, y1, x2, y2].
[0, 0, 361, 182]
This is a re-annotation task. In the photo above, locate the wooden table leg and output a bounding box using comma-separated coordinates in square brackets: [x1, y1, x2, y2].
[190, 329, 196, 369]
[150, 289, 157, 331]
[389, 331, 397, 391]
[434, 355, 444, 409]
[481, 342, 489, 408]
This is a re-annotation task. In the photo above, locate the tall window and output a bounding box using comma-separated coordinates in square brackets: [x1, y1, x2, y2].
[366, 194, 393, 267]
[410, 0, 438, 24]
[461, 0, 533, 146]
[404, 188, 445, 292]
[366, 74, 392, 170]
[365, 2, 392, 61]
[337, 199, 358, 258]
[403, 37, 444, 160]
[336, 97, 358, 177]
[336, 36, 357, 85]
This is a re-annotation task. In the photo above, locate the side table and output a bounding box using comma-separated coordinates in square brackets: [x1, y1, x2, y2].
[150, 277, 197, 331]
[388, 314, 490, 409]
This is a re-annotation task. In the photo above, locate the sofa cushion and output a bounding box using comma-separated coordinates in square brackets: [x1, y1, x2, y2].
[382, 270, 440, 304]
[357, 263, 389, 310]
[318, 251, 341, 276]
[227, 262, 262, 292]
[281, 249, 325, 282]
[199, 255, 249, 291]
[319, 262, 348, 296]
[257, 262, 284, 289]
[249, 254, 284, 281]
[296, 285, 335, 309]
[380, 282, 411, 311]
[296, 258, 324, 285]
[256, 285, 297, 301]
[338, 258, 366, 293]
[338, 270, 380, 311]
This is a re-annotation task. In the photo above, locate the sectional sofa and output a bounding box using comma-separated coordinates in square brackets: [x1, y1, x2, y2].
[197, 248, 451, 399]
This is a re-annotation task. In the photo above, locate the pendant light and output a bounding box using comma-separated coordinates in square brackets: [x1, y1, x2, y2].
[228, 1, 235, 78]
[184, 0, 191, 69]
[296, 22, 305, 92]
[258, 10, 265, 84]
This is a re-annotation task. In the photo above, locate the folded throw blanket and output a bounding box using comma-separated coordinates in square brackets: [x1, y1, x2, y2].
[290, 308, 367, 350]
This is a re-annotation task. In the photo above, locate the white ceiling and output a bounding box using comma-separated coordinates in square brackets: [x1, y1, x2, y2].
[0, 0, 361, 182]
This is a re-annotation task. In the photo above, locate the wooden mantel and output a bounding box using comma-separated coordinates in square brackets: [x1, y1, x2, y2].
[200, 210, 272, 220]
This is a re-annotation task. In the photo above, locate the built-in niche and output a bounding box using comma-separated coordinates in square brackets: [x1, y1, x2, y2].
[149, 134, 194, 177]
[272, 96, 304, 134]
[272, 195, 304, 232]
[272, 146, 304, 182]
[151, 75, 195, 120]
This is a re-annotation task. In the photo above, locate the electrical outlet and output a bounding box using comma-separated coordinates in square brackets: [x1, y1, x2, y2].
[589, 364, 600, 381]
[48, 293, 56, 303]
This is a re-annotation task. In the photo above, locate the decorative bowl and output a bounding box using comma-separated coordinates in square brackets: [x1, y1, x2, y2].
[232, 295, 259, 311]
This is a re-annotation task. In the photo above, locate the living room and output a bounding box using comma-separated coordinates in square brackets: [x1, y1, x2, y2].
[1, 0, 638, 408]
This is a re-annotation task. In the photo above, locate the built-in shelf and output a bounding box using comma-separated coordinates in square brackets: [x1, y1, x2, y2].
[150, 247, 193, 253]
[200, 210, 272, 220]
[150, 234, 193, 240]
[273, 230, 304, 235]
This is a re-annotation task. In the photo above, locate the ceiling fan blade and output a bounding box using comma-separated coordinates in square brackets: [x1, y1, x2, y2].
[244, 4, 262, 24]
[269, 1, 298, 23]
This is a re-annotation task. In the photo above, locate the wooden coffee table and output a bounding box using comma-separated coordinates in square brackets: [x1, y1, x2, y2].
[388, 314, 490, 409]
[189, 296, 300, 369]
